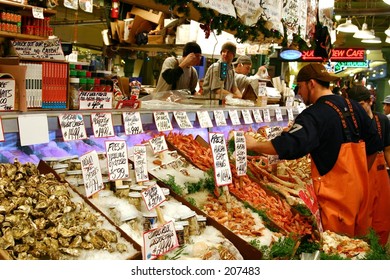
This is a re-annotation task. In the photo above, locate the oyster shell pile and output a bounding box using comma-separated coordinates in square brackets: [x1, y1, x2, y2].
[0, 161, 129, 260]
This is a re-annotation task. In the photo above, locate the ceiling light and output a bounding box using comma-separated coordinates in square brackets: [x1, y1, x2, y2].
[336, 18, 359, 33]
[384, 0, 390, 5]
[385, 26, 390, 37]
[386, 36, 390, 44]
[334, 15, 341, 21]
[279, 49, 302, 61]
[353, 23, 375, 39]
[361, 31, 382, 44]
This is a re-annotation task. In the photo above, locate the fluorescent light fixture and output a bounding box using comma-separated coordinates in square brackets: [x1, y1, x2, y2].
[279, 49, 302, 61]
[385, 26, 390, 37]
[353, 23, 375, 39]
[336, 18, 359, 33]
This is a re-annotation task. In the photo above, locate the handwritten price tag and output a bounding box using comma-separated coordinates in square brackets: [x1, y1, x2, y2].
[173, 111, 193, 129]
[133, 145, 149, 182]
[143, 221, 179, 260]
[142, 183, 166, 211]
[0, 117, 4, 141]
[91, 112, 114, 138]
[241, 109, 253, 124]
[287, 108, 294, 121]
[79, 91, 113, 110]
[209, 132, 232, 186]
[285, 96, 294, 107]
[105, 140, 129, 181]
[197, 111, 213, 128]
[275, 107, 283, 122]
[263, 109, 271, 122]
[234, 131, 247, 176]
[123, 112, 144, 135]
[0, 77, 15, 111]
[149, 135, 168, 154]
[154, 112, 173, 132]
[80, 150, 104, 198]
[252, 109, 263, 123]
[58, 113, 87, 141]
[214, 110, 227, 126]
[228, 110, 241, 126]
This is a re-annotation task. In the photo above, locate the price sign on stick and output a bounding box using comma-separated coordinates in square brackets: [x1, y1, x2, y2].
[234, 131, 247, 176]
[149, 135, 168, 154]
[241, 109, 253, 124]
[252, 109, 263, 123]
[214, 110, 227, 126]
[133, 145, 149, 182]
[209, 132, 232, 186]
[228, 110, 241, 125]
[143, 221, 179, 260]
[154, 112, 173, 131]
[173, 111, 193, 129]
[80, 150, 104, 198]
[123, 112, 144, 135]
[91, 112, 114, 138]
[105, 140, 129, 181]
[59, 113, 87, 141]
[197, 111, 213, 128]
[142, 183, 166, 211]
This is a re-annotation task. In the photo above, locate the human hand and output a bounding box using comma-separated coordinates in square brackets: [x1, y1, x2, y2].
[180, 53, 201, 68]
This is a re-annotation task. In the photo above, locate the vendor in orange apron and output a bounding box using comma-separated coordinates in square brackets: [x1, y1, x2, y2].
[312, 99, 370, 237]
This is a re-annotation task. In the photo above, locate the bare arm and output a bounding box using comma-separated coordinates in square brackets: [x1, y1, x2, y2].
[244, 134, 278, 155]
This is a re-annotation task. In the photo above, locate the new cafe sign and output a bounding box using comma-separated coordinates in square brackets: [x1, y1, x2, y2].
[301, 48, 366, 62]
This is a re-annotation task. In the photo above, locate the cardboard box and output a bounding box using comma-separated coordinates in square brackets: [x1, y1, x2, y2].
[127, 15, 156, 44]
[147, 34, 164, 44]
[129, 6, 164, 26]
[0, 64, 27, 112]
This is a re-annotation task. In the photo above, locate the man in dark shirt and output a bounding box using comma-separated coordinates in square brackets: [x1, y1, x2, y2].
[245, 63, 381, 238]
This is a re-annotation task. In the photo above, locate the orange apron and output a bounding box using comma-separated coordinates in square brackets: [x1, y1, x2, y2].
[311, 99, 370, 237]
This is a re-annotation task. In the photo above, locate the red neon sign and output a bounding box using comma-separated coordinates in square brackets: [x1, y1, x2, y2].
[301, 48, 365, 62]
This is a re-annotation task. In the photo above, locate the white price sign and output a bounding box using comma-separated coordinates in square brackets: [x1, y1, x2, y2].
[214, 110, 227, 126]
[79, 91, 113, 110]
[228, 110, 241, 125]
[275, 108, 283, 122]
[133, 145, 149, 182]
[142, 183, 167, 211]
[80, 150, 104, 198]
[241, 109, 253, 124]
[263, 109, 271, 122]
[252, 109, 263, 123]
[209, 132, 232, 186]
[287, 108, 294, 121]
[197, 111, 213, 128]
[105, 140, 129, 181]
[173, 111, 193, 129]
[123, 112, 144, 135]
[58, 113, 87, 141]
[91, 112, 114, 138]
[154, 112, 173, 132]
[234, 131, 247, 176]
[0, 117, 4, 142]
[149, 135, 168, 154]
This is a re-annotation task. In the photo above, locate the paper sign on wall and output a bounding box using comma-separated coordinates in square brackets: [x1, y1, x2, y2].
[91, 112, 114, 138]
[0, 117, 5, 142]
[252, 109, 263, 123]
[154, 112, 173, 131]
[105, 140, 129, 181]
[133, 145, 149, 182]
[197, 110, 213, 128]
[58, 113, 87, 141]
[228, 110, 241, 125]
[18, 114, 49, 146]
[11, 38, 65, 60]
[209, 132, 232, 186]
[123, 112, 144, 135]
[142, 183, 166, 211]
[143, 221, 179, 260]
[80, 150, 104, 197]
[173, 111, 193, 129]
[79, 91, 113, 110]
[214, 110, 227, 126]
[241, 109, 253, 124]
[149, 135, 168, 155]
[234, 131, 247, 176]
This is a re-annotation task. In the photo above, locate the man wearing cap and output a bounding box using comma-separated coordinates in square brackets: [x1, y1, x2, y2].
[383, 95, 390, 121]
[347, 85, 390, 246]
[154, 41, 202, 94]
[245, 63, 381, 238]
[233, 55, 271, 95]
[202, 42, 242, 99]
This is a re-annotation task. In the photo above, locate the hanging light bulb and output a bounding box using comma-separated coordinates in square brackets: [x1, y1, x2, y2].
[385, 26, 390, 37]
[353, 23, 375, 39]
[361, 30, 382, 44]
[384, 0, 390, 5]
[386, 36, 390, 44]
[336, 18, 359, 33]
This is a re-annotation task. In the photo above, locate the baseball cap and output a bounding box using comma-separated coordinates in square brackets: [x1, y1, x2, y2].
[347, 85, 371, 102]
[232, 55, 252, 65]
[297, 63, 339, 83]
[382, 95, 390, 104]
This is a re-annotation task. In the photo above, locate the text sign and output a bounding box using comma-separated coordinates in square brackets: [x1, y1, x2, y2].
[241, 109, 253, 124]
[275, 107, 283, 121]
[142, 183, 166, 211]
[154, 112, 173, 132]
[11, 38, 65, 60]
[123, 112, 144, 135]
[334, 61, 369, 73]
[229, 110, 241, 125]
[209, 132, 232, 186]
[287, 108, 294, 121]
[301, 48, 365, 62]
[79, 91, 113, 109]
[91, 112, 114, 138]
[105, 140, 129, 181]
[80, 150, 104, 197]
[173, 111, 193, 129]
[133, 145, 149, 182]
[143, 221, 179, 260]
[197, 110, 213, 128]
[149, 135, 168, 154]
[234, 131, 247, 176]
[252, 109, 263, 123]
[58, 113, 87, 141]
[263, 109, 271, 122]
[214, 110, 227, 126]
[0, 78, 15, 111]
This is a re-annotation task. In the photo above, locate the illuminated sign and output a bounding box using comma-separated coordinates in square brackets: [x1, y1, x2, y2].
[301, 48, 365, 62]
[334, 61, 369, 73]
